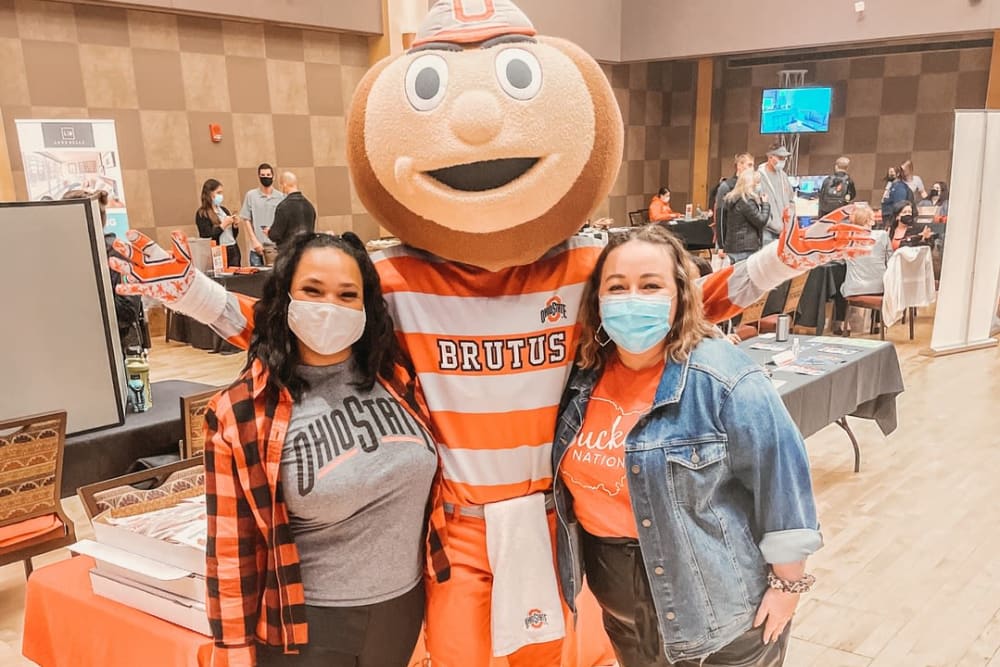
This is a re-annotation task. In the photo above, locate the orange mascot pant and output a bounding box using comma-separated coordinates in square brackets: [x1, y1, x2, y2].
[424, 510, 616, 667]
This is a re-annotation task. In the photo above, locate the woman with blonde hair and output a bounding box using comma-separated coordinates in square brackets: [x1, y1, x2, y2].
[553, 224, 822, 667]
[722, 169, 770, 263]
[831, 204, 891, 336]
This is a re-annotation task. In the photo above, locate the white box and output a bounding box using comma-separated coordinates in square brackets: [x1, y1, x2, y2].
[72, 540, 205, 603]
[89, 568, 211, 636]
[91, 509, 205, 576]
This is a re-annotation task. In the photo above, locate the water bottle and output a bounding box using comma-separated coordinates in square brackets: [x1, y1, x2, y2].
[125, 354, 152, 412]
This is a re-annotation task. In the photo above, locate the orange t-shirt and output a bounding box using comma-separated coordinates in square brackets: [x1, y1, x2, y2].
[560, 357, 664, 538]
[648, 198, 680, 223]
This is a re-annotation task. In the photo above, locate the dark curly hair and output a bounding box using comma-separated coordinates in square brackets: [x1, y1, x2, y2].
[246, 232, 403, 401]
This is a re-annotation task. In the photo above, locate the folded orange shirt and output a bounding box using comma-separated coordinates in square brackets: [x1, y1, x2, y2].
[0, 513, 62, 547]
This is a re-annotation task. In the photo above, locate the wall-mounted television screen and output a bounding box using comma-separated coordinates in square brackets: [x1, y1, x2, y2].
[760, 87, 832, 134]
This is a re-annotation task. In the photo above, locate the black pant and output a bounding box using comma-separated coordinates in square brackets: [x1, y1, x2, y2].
[256, 583, 425, 667]
[583, 533, 790, 667]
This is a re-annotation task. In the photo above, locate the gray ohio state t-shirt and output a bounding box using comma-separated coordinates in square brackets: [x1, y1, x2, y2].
[280, 360, 437, 606]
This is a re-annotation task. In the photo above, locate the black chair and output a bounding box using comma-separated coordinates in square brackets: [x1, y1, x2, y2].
[628, 210, 649, 227]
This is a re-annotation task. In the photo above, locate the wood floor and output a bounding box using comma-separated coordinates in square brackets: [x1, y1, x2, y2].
[1, 309, 999, 667]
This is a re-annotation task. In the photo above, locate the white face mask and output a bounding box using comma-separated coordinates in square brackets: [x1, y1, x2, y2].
[287, 297, 366, 356]
[775, 159, 787, 171]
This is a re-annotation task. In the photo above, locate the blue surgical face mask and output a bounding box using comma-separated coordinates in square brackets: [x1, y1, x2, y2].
[213, 193, 224, 206]
[599, 294, 673, 354]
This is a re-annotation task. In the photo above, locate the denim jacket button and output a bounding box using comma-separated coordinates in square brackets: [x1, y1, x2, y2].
[691, 452, 701, 464]
[654, 566, 665, 575]
[666, 611, 677, 621]
[641, 519, 652, 528]
[631, 465, 641, 474]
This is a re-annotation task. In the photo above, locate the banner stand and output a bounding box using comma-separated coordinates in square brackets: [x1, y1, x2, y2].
[923, 110, 1000, 357]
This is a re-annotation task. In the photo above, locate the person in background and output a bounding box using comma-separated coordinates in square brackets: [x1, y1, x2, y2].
[269, 171, 317, 250]
[723, 169, 770, 263]
[195, 179, 241, 268]
[830, 205, 889, 336]
[920, 181, 949, 220]
[63, 189, 146, 351]
[714, 152, 756, 249]
[241, 163, 285, 267]
[901, 159, 927, 201]
[648, 187, 682, 223]
[757, 144, 794, 245]
[555, 224, 822, 667]
[817, 157, 856, 218]
[880, 166, 913, 226]
[204, 232, 441, 666]
[888, 201, 936, 252]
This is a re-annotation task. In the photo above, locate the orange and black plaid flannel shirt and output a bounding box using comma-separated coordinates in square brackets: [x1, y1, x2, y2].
[204, 359, 450, 667]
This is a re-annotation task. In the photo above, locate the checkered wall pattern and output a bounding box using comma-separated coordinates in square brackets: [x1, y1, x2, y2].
[0, 0, 379, 246]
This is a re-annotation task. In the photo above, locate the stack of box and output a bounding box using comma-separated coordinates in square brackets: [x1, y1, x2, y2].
[72, 498, 210, 636]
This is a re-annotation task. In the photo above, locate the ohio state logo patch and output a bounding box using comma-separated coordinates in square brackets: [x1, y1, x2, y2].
[540, 296, 568, 324]
[524, 608, 549, 630]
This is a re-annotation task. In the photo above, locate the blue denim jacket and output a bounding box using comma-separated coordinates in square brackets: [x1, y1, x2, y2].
[553, 338, 823, 663]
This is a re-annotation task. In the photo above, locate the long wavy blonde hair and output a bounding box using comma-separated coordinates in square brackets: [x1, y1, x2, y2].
[577, 225, 718, 372]
[725, 168, 761, 204]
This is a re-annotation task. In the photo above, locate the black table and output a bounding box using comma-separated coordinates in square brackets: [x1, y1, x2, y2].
[658, 218, 714, 250]
[62, 380, 212, 495]
[166, 272, 269, 353]
[739, 335, 904, 472]
[763, 263, 846, 335]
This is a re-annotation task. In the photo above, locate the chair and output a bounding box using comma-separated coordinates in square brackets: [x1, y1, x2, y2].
[0, 411, 77, 577]
[845, 294, 887, 340]
[866, 245, 936, 341]
[179, 388, 219, 459]
[78, 458, 205, 521]
[628, 210, 649, 227]
[758, 271, 810, 334]
[733, 290, 771, 340]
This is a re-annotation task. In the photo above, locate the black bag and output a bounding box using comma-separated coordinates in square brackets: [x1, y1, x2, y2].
[818, 174, 851, 216]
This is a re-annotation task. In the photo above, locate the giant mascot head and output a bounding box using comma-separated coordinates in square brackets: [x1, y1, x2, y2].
[347, 0, 624, 271]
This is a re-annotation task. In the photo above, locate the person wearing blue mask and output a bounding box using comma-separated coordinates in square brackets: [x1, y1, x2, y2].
[195, 178, 241, 268]
[553, 224, 822, 667]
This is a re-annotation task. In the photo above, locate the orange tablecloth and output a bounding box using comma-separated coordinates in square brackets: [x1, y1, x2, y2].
[22, 556, 615, 667]
[22, 556, 213, 667]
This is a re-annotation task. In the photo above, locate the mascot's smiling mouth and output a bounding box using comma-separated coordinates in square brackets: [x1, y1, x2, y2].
[426, 158, 540, 192]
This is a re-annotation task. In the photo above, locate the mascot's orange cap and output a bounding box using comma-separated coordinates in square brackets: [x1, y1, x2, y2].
[411, 0, 537, 48]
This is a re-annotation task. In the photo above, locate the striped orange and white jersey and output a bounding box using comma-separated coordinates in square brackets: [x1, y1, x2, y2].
[214, 236, 795, 507]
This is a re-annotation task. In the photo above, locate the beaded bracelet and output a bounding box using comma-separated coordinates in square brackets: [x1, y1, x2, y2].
[767, 571, 816, 594]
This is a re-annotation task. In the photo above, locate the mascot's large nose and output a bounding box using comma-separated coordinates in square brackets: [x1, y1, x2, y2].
[449, 90, 504, 146]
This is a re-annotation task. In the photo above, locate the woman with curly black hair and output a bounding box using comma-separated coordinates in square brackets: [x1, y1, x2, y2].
[203, 232, 440, 667]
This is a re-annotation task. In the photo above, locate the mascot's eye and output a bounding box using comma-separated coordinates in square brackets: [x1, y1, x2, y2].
[405, 54, 449, 112]
[494, 48, 542, 101]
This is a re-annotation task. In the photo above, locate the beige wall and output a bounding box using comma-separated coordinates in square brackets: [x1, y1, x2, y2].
[413, 0, 997, 63]
[504, 0, 622, 62]
[75, 0, 383, 35]
[1, 0, 380, 246]
[622, 0, 1000, 61]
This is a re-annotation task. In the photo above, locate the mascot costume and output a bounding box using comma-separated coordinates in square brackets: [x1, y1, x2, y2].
[110, 2, 871, 665]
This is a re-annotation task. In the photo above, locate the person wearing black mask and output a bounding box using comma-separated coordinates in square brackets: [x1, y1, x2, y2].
[240, 163, 285, 267]
[889, 201, 935, 251]
[922, 182, 949, 220]
[268, 171, 317, 250]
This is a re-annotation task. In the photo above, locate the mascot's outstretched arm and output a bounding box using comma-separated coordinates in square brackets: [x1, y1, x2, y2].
[110, 230, 254, 349]
[699, 209, 874, 322]
[109, 212, 872, 338]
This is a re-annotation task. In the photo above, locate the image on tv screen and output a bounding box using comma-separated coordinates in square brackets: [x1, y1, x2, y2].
[760, 87, 832, 134]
